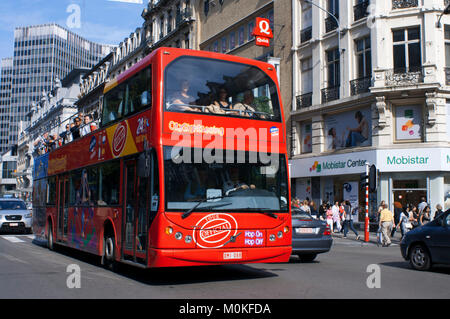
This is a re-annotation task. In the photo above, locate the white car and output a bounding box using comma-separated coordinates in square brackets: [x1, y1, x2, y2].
[0, 198, 32, 234]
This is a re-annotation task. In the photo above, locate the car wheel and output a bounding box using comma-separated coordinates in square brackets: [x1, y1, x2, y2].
[409, 244, 431, 271]
[298, 253, 317, 262]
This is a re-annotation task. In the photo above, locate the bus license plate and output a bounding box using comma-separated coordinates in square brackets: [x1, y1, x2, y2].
[9, 223, 18, 227]
[223, 252, 242, 260]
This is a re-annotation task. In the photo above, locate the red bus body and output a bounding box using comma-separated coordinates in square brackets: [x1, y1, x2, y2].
[32, 47, 291, 268]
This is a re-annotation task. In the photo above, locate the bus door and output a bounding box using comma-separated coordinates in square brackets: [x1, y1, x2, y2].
[123, 160, 137, 261]
[57, 176, 69, 242]
[122, 151, 158, 265]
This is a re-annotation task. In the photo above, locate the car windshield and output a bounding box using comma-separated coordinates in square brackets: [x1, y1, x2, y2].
[291, 207, 312, 219]
[164, 56, 281, 121]
[164, 146, 288, 212]
[0, 201, 27, 210]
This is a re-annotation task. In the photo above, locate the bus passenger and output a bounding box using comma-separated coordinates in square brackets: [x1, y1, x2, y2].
[233, 90, 256, 117]
[213, 88, 233, 110]
[169, 80, 199, 112]
[71, 117, 81, 140]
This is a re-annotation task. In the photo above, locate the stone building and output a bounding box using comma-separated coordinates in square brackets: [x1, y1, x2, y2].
[289, 0, 450, 217]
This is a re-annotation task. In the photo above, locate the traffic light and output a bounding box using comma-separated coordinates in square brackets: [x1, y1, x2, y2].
[369, 164, 377, 192]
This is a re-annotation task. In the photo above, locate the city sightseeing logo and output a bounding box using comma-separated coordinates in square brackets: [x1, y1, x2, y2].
[310, 161, 321, 173]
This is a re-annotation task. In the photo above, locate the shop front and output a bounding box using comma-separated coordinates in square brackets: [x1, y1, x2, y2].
[290, 147, 450, 219]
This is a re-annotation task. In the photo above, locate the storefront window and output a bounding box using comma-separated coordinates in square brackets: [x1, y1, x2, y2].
[392, 179, 427, 209]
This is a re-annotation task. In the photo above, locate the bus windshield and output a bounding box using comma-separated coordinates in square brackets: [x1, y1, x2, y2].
[164, 56, 281, 121]
[163, 147, 288, 212]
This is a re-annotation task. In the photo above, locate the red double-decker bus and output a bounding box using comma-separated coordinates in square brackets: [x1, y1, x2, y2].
[32, 47, 291, 268]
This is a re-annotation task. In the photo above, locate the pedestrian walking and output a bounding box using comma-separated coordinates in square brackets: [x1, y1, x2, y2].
[309, 201, 318, 219]
[396, 207, 410, 239]
[332, 202, 342, 233]
[342, 200, 360, 240]
[326, 204, 334, 233]
[379, 203, 395, 247]
[419, 206, 431, 226]
[318, 202, 327, 220]
[391, 201, 403, 238]
[434, 204, 444, 220]
[417, 196, 428, 214]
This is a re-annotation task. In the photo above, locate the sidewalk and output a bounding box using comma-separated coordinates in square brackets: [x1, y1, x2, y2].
[331, 230, 403, 246]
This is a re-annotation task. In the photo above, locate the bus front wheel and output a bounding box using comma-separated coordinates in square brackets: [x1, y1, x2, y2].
[47, 222, 54, 251]
[103, 234, 119, 271]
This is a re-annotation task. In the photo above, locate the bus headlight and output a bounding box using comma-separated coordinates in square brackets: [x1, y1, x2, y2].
[185, 235, 192, 244]
[269, 234, 276, 241]
[284, 226, 289, 233]
[277, 231, 283, 238]
[175, 232, 183, 240]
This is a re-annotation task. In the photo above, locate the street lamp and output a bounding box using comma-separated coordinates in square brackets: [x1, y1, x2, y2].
[436, 3, 450, 28]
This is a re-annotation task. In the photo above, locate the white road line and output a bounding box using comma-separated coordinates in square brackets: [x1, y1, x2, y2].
[1, 235, 26, 243]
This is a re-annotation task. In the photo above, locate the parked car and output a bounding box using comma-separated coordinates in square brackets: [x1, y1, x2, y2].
[400, 209, 450, 271]
[0, 198, 32, 234]
[291, 207, 332, 262]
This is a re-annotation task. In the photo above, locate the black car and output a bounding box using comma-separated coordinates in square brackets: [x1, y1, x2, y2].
[400, 209, 450, 271]
[291, 207, 333, 262]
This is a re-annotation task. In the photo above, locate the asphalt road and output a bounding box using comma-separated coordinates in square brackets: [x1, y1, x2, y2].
[0, 232, 449, 300]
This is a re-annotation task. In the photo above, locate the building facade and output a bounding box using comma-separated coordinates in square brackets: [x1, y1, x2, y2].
[0, 23, 113, 154]
[290, 0, 450, 218]
[14, 69, 88, 200]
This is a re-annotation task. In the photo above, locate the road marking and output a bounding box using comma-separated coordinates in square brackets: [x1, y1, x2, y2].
[0, 252, 28, 264]
[1, 235, 25, 243]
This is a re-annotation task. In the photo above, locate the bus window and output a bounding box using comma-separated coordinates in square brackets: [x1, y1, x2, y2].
[69, 169, 82, 206]
[98, 161, 120, 206]
[102, 66, 151, 127]
[164, 56, 281, 121]
[127, 67, 151, 115]
[102, 82, 125, 126]
[46, 176, 56, 206]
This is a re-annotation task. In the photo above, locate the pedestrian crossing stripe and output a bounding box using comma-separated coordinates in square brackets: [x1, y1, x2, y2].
[1, 235, 26, 243]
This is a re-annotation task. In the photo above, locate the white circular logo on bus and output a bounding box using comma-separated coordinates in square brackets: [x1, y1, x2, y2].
[193, 213, 238, 249]
[112, 122, 127, 157]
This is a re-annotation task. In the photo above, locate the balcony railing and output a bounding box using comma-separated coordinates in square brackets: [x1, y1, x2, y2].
[325, 16, 339, 33]
[392, 0, 418, 9]
[296, 92, 313, 109]
[354, 0, 370, 21]
[321, 85, 340, 103]
[385, 67, 423, 86]
[300, 26, 312, 43]
[350, 76, 372, 95]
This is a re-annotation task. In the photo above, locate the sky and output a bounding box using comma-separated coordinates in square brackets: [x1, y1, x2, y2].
[0, 0, 147, 60]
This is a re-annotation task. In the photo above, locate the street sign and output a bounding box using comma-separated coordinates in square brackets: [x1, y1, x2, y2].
[252, 17, 273, 47]
[252, 18, 273, 38]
